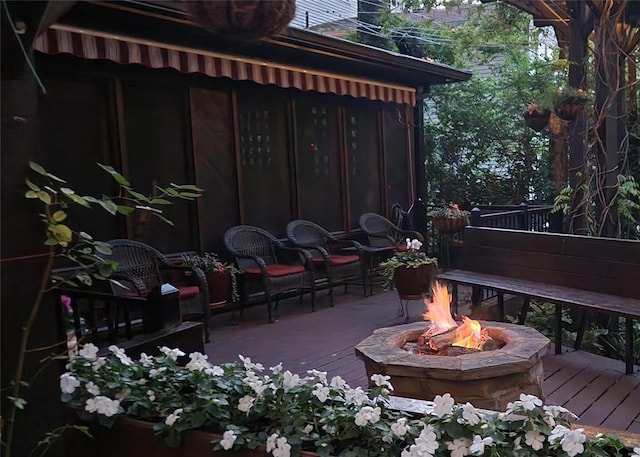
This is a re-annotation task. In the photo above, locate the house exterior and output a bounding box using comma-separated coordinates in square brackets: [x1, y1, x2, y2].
[1, 2, 469, 454]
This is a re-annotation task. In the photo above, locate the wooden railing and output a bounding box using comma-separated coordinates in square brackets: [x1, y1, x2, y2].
[469, 203, 560, 232]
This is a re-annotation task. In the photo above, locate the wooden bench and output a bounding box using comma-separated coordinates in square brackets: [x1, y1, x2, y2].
[437, 227, 640, 374]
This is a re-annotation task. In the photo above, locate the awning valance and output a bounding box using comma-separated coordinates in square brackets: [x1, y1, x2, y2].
[34, 24, 416, 106]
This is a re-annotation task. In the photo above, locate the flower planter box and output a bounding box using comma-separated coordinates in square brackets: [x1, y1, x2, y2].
[67, 417, 319, 457]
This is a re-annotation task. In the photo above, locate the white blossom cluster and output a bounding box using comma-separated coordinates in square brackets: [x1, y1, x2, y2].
[61, 344, 637, 457]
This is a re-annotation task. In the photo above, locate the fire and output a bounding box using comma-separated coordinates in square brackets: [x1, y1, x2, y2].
[421, 281, 486, 350]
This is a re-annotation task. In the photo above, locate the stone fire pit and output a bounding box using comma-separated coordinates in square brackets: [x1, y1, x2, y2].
[355, 321, 550, 410]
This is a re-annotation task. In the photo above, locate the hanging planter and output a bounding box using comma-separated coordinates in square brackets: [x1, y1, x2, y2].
[552, 87, 590, 122]
[524, 105, 551, 132]
[183, 0, 296, 41]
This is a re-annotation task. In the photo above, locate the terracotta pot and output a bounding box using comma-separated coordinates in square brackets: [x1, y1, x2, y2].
[393, 263, 437, 299]
[67, 416, 319, 457]
[432, 217, 468, 235]
[205, 270, 232, 305]
[183, 0, 296, 41]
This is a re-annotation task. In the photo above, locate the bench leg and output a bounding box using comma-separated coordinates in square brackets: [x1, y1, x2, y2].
[555, 303, 562, 354]
[574, 310, 590, 351]
[626, 318, 635, 375]
[518, 297, 530, 325]
[471, 286, 482, 306]
[497, 292, 505, 322]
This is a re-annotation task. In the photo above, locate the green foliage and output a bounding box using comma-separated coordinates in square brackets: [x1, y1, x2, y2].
[4, 162, 203, 457]
[180, 252, 241, 303]
[377, 239, 438, 289]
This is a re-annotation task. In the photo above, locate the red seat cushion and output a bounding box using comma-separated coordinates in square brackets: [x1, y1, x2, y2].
[244, 264, 306, 277]
[178, 286, 201, 299]
[326, 254, 360, 266]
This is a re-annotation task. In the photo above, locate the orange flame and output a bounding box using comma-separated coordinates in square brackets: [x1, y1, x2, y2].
[422, 281, 485, 349]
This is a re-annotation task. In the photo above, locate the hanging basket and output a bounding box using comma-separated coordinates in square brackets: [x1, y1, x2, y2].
[553, 101, 587, 121]
[393, 263, 437, 299]
[183, 0, 296, 41]
[433, 217, 468, 235]
[524, 110, 550, 132]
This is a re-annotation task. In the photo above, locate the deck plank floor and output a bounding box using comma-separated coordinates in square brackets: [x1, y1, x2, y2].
[203, 286, 639, 435]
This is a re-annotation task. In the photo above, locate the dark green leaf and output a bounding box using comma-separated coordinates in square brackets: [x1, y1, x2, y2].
[25, 178, 40, 192]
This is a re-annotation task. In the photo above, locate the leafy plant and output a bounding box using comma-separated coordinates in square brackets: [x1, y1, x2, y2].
[378, 239, 438, 289]
[428, 203, 470, 220]
[179, 252, 241, 303]
[2, 162, 203, 457]
[60, 344, 639, 456]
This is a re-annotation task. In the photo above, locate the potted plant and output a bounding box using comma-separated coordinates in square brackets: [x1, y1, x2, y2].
[524, 103, 551, 132]
[552, 87, 590, 121]
[180, 253, 240, 305]
[60, 344, 639, 457]
[378, 239, 438, 298]
[428, 203, 470, 235]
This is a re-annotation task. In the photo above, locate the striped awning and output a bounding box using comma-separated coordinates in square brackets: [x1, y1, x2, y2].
[34, 24, 417, 106]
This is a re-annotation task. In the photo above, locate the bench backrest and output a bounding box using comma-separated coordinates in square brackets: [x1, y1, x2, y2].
[460, 227, 640, 299]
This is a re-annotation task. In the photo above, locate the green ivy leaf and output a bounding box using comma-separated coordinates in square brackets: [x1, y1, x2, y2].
[116, 205, 135, 216]
[37, 191, 52, 204]
[94, 242, 112, 255]
[25, 190, 38, 199]
[25, 178, 40, 192]
[52, 210, 67, 222]
[7, 396, 27, 409]
[98, 163, 131, 187]
[127, 189, 147, 200]
[98, 199, 118, 215]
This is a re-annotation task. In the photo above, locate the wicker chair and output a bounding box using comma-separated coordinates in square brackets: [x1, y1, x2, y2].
[105, 239, 211, 342]
[286, 220, 367, 304]
[359, 212, 425, 249]
[223, 225, 316, 323]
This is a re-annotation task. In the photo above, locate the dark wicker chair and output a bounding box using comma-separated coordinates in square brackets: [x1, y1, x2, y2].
[105, 239, 211, 342]
[359, 212, 425, 249]
[223, 225, 316, 322]
[286, 220, 367, 304]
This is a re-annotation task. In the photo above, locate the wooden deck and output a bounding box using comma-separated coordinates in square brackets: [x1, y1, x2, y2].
[203, 286, 640, 435]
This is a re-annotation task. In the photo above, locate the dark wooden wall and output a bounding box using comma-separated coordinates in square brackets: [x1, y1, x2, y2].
[34, 53, 415, 255]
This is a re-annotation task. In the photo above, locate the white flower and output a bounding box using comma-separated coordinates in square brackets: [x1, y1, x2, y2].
[313, 384, 330, 403]
[560, 429, 586, 457]
[460, 403, 481, 425]
[204, 365, 224, 376]
[307, 369, 327, 384]
[220, 430, 237, 450]
[239, 354, 264, 371]
[631, 447, 640, 457]
[149, 367, 167, 378]
[303, 424, 313, 434]
[186, 352, 211, 371]
[159, 346, 185, 361]
[146, 390, 155, 402]
[354, 406, 381, 426]
[344, 386, 369, 406]
[266, 433, 278, 452]
[370, 374, 394, 391]
[78, 343, 99, 360]
[139, 352, 154, 367]
[391, 418, 409, 436]
[272, 436, 291, 457]
[432, 393, 455, 417]
[85, 396, 120, 417]
[519, 393, 543, 411]
[60, 373, 80, 394]
[115, 387, 131, 400]
[525, 429, 545, 450]
[413, 425, 438, 456]
[283, 371, 301, 391]
[549, 424, 571, 444]
[270, 363, 283, 374]
[469, 435, 493, 455]
[85, 381, 100, 396]
[329, 376, 347, 390]
[165, 408, 183, 426]
[448, 437, 471, 457]
[108, 345, 133, 366]
[238, 395, 255, 413]
[92, 357, 106, 371]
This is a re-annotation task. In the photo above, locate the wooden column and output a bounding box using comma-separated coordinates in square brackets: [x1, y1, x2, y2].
[413, 86, 427, 202]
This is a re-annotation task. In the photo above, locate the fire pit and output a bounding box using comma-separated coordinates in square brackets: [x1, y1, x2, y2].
[355, 283, 550, 410]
